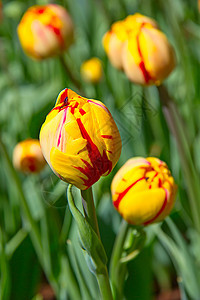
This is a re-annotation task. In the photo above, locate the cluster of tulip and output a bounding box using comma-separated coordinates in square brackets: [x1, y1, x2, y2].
[103, 13, 176, 86]
[13, 4, 177, 230]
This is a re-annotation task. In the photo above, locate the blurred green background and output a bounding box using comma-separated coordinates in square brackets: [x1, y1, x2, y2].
[1, 0, 200, 299]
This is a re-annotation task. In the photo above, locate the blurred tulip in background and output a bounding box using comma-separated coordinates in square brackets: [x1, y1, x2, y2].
[103, 13, 176, 85]
[17, 4, 74, 59]
[80, 57, 103, 84]
[13, 139, 46, 173]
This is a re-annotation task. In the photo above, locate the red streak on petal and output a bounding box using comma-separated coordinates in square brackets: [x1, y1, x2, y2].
[149, 185, 152, 189]
[138, 61, 152, 83]
[113, 176, 145, 209]
[57, 108, 67, 147]
[36, 8, 46, 14]
[79, 108, 86, 115]
[60, 89, 68, 104]
[27, 158, 37, 172]
[158, 178, 162, 187]
[143, 187, 168, 225]
[106, 150, 112, 154]
[47, 23, 64, 48]
[75, 118, 112, 188]
[136, 24, 152, 84]
[87, 100, 109, 113]
[71, 102, 78, 114]
[101, 135, 113, 139]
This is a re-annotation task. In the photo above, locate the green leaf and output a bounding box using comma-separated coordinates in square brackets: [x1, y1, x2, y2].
[67, 185, 107, 274]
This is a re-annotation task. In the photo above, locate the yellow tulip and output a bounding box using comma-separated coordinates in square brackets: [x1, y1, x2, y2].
[80, 58, 103, 84]
[17, 4, 74, 59]
[13, 139, 46, 173]
[40, 88, 122, 190]
[103, 13, 176, 85]
[111, 157, 177, 225]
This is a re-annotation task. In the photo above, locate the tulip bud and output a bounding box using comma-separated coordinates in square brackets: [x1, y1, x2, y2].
[103, 13, 176, 85]
[39, 88, 122, 190]
[122, 25, 176, 85]
[80, 58, 103, 84]
[13, 139, 46, 173]
[17, 4, 74, 60]
[111, 157, 177, 225]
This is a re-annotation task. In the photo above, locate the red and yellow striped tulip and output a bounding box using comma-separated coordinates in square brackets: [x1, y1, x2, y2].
[103, 13, 176, 85]
[40, 88, 122, 190]
[103, 14, 157, 71]
[13, 139, 46, 173]
[80, 58, 103, 84]
[111, 157, 177, 225]
[17, 4, 74, 59]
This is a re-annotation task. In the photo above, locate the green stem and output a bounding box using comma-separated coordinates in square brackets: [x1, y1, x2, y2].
[0, 228, 10, 300]
[81, 187, 113, 300]
[5, 229, 27, 258]
[158, 85, 200, 232]
[60, 205, 72, 245]
[96, 267, 114, 300]
[110, 220, 130, 300]
[81, 187, 100, 238]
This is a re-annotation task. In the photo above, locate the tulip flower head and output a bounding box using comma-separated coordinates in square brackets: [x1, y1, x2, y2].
[13, 139, 46, 173]
[40, 88, 122, 190]
[80, 58, 103, 84]
[17, 4, 74, 59]
[111, 157, 177, 225]
[103, 13, 176, 85]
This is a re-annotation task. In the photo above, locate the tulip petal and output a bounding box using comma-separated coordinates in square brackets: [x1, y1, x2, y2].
[139, 27, 176, 82]
[87, 100, 122, 169]
[118, 188, 166, 225]
[50, 147, 88, 189]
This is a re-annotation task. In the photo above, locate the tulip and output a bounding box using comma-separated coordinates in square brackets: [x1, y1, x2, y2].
[13, 139, 46, 173]
[102, 14, 157, 70]
[111, 157, 177, 225]
[40, 88, 122, 190]
[103, 13, 176, 85]
[80, 57, 103, 84]
[17, 4, 74, 59]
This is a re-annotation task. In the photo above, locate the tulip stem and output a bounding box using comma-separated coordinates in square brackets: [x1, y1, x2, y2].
[110, 220, 130, 300]
[96, 267, 114, 300]
[81, 187, 100, 238]
[81, 187, 113, 300]
[158, 85, 200, 232]
[59, 55, 83, 94]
